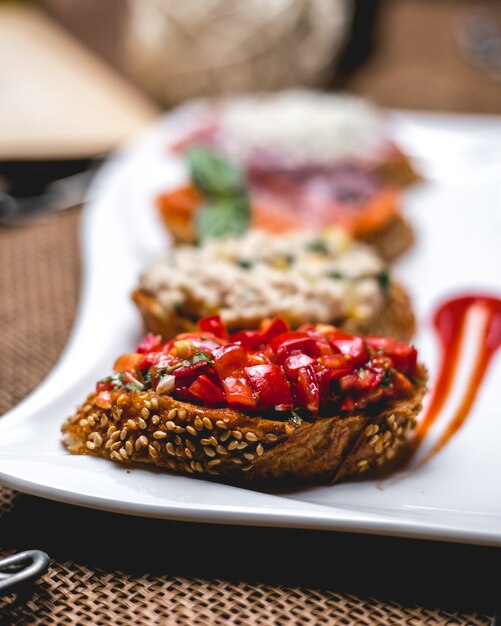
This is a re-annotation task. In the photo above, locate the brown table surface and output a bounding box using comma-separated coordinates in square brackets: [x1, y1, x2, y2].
[1, 0, 501, 623]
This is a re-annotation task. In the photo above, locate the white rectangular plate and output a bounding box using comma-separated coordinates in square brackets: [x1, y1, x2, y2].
[1, 107, 500, 546]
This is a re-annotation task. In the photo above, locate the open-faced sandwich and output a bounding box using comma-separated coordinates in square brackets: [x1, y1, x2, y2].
[157, 90, 420, 260]
[62, 316, 427, 483]
[132, 228, 416, 343]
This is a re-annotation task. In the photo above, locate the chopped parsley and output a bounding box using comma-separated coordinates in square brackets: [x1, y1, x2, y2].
[306, 239, 329, 254]
[377, 269, 391, 295]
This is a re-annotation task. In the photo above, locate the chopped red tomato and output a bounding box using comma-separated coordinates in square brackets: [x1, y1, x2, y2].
[260, 317, 289, 343]
[366, 337, 417, 375]
[295, 365, 320, 414]
[114, 353, 143, 373]
[189, 375, 225, 406]
[137, 333, 163, 354]
[230, 330, 265, 351]
[95, 390, 112, 409]
[198, 315, 229, 339]
[245, 364, 292, 409]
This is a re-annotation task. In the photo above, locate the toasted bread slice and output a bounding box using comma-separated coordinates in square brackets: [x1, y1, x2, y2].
[132, 280, 415, 344]
[62, 366, 426, 484]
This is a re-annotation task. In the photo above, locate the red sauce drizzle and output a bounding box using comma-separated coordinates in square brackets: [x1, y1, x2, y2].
[410, 295, 501, 464]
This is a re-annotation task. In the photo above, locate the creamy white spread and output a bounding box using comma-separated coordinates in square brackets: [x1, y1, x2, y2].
[139, 228, 388, 328]
[215, 90, 388, 168]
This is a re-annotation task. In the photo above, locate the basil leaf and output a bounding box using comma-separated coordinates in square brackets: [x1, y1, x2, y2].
[187, 146, 245, 198]
[195, 197, 250, 240]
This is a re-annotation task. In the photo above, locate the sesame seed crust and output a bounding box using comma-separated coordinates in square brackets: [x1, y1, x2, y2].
[61, 365, 426, 484]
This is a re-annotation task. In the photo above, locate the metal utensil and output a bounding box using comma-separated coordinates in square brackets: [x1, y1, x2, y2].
[0, 550, 49, 596]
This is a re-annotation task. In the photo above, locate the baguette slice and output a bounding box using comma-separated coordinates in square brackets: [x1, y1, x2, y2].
[62, 365, 426, 484]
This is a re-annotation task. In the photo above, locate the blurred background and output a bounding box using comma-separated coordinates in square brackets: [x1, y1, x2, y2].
[1, 0, 501, 216]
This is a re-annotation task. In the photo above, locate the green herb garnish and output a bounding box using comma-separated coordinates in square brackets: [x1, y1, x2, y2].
[290, 408, 304, 425]
[377, 269, 391, 295]
[186, 146, 251, 241]
[236, 258, 253, 270]
[306, 239, 329, 254]
[326, 270, 344, 280]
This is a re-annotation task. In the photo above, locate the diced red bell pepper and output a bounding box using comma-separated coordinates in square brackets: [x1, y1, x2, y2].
[284, 353, 315, 381]
[245, 364, 293, 409]
[173, 359, 210, 383]
[114, 353, 143, 373]
[269, 332, 321, 364]
[317, 353, 353, 378]
[260, 317, 289, 343]
[365, 337, 418, 376]
[230, 330, 265, 351]
[188, 375, 225, 406]
[95, 390, 112, 409]
[137, 333, 163, 354]
[295, 365, 320, 414]
[330, 335, 369, 365]
[213, 344, 256, 409]
[198, 315, 229, 339]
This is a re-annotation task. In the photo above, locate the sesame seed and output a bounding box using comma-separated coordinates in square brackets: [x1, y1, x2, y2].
[110, 451, 122, 461]
[215, 420, 228, 429]
[137, 418, 146, 429]
[374, 442, 383, 455]
[105, 440, 114, 449]
[232, 430, 242, 440]
[184, 447, 193, 458]
[126, 419, 136, 429]
[285, 425, 294, 436]
[184, 462, 194, 473]
[166, 443, 176, 456]
[220, 431, 231, 442]
[100, 415, 109, 428]
[87, 415, 96, 427]
[125, 441, 133, 455]
[93, 434, 103, 448]
[186, 426, 197, 436]
[208, 459, 221, 466]
[134, 439, 142, 452]
[228, 441, 238, 451]
[195, 462, 204, 473]
[120, 428, 128, 441]
[364, 425, 374, 437]
[256, 444, 264, 456]
[168, 460, 176, 470]
[241, 465, 253, 472]
[200, 438, 211, 446]
[110, 441, 121, 452]
[138, 435, 148, 447]
[119, 448, 128, 460]
[178, 408, 187, 420]
[190, 460, 197, 472]
[107, 426, 117, 437]
[86, 441, 95, 450]
[168, 408, 178, 420]
[175, 446, 184, 457]
[369, 434, 380, 447]
[266, 433, 278, 441]
[83, 404, 92, 413]
[357, 459, 369, 468]
[150, 397, 159, 410]
[202, 417, 213, 430]
[144, 400, 151, 409]
[174, 425, 185, 434]
[383, 431, 392, 442]
[386, 448, 396, 460]
[243, 452, 255, 461]
[194, 417, 203, 431]
[204, 447, 216, 457]
[245, 432, 258, 442]
[117, 394, 126, 405]
[165, 421, 176, 430]
[151, 416, 160, 425]
[209, 436, 218, 447]
[208, 469, 219, 475]
[236, 442, 248, 450]
[141, 407, 150, 419]
[174, 435, 182, 445]
[232, 458, 243, 464]
[153, 430, 168, 439]
[216, 445, 228, 456]
[79, 419, 88, 428]
[148, 445, 159, 459]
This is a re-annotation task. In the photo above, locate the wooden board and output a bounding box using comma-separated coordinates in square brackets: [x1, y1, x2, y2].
[0, 2, 160, 160]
